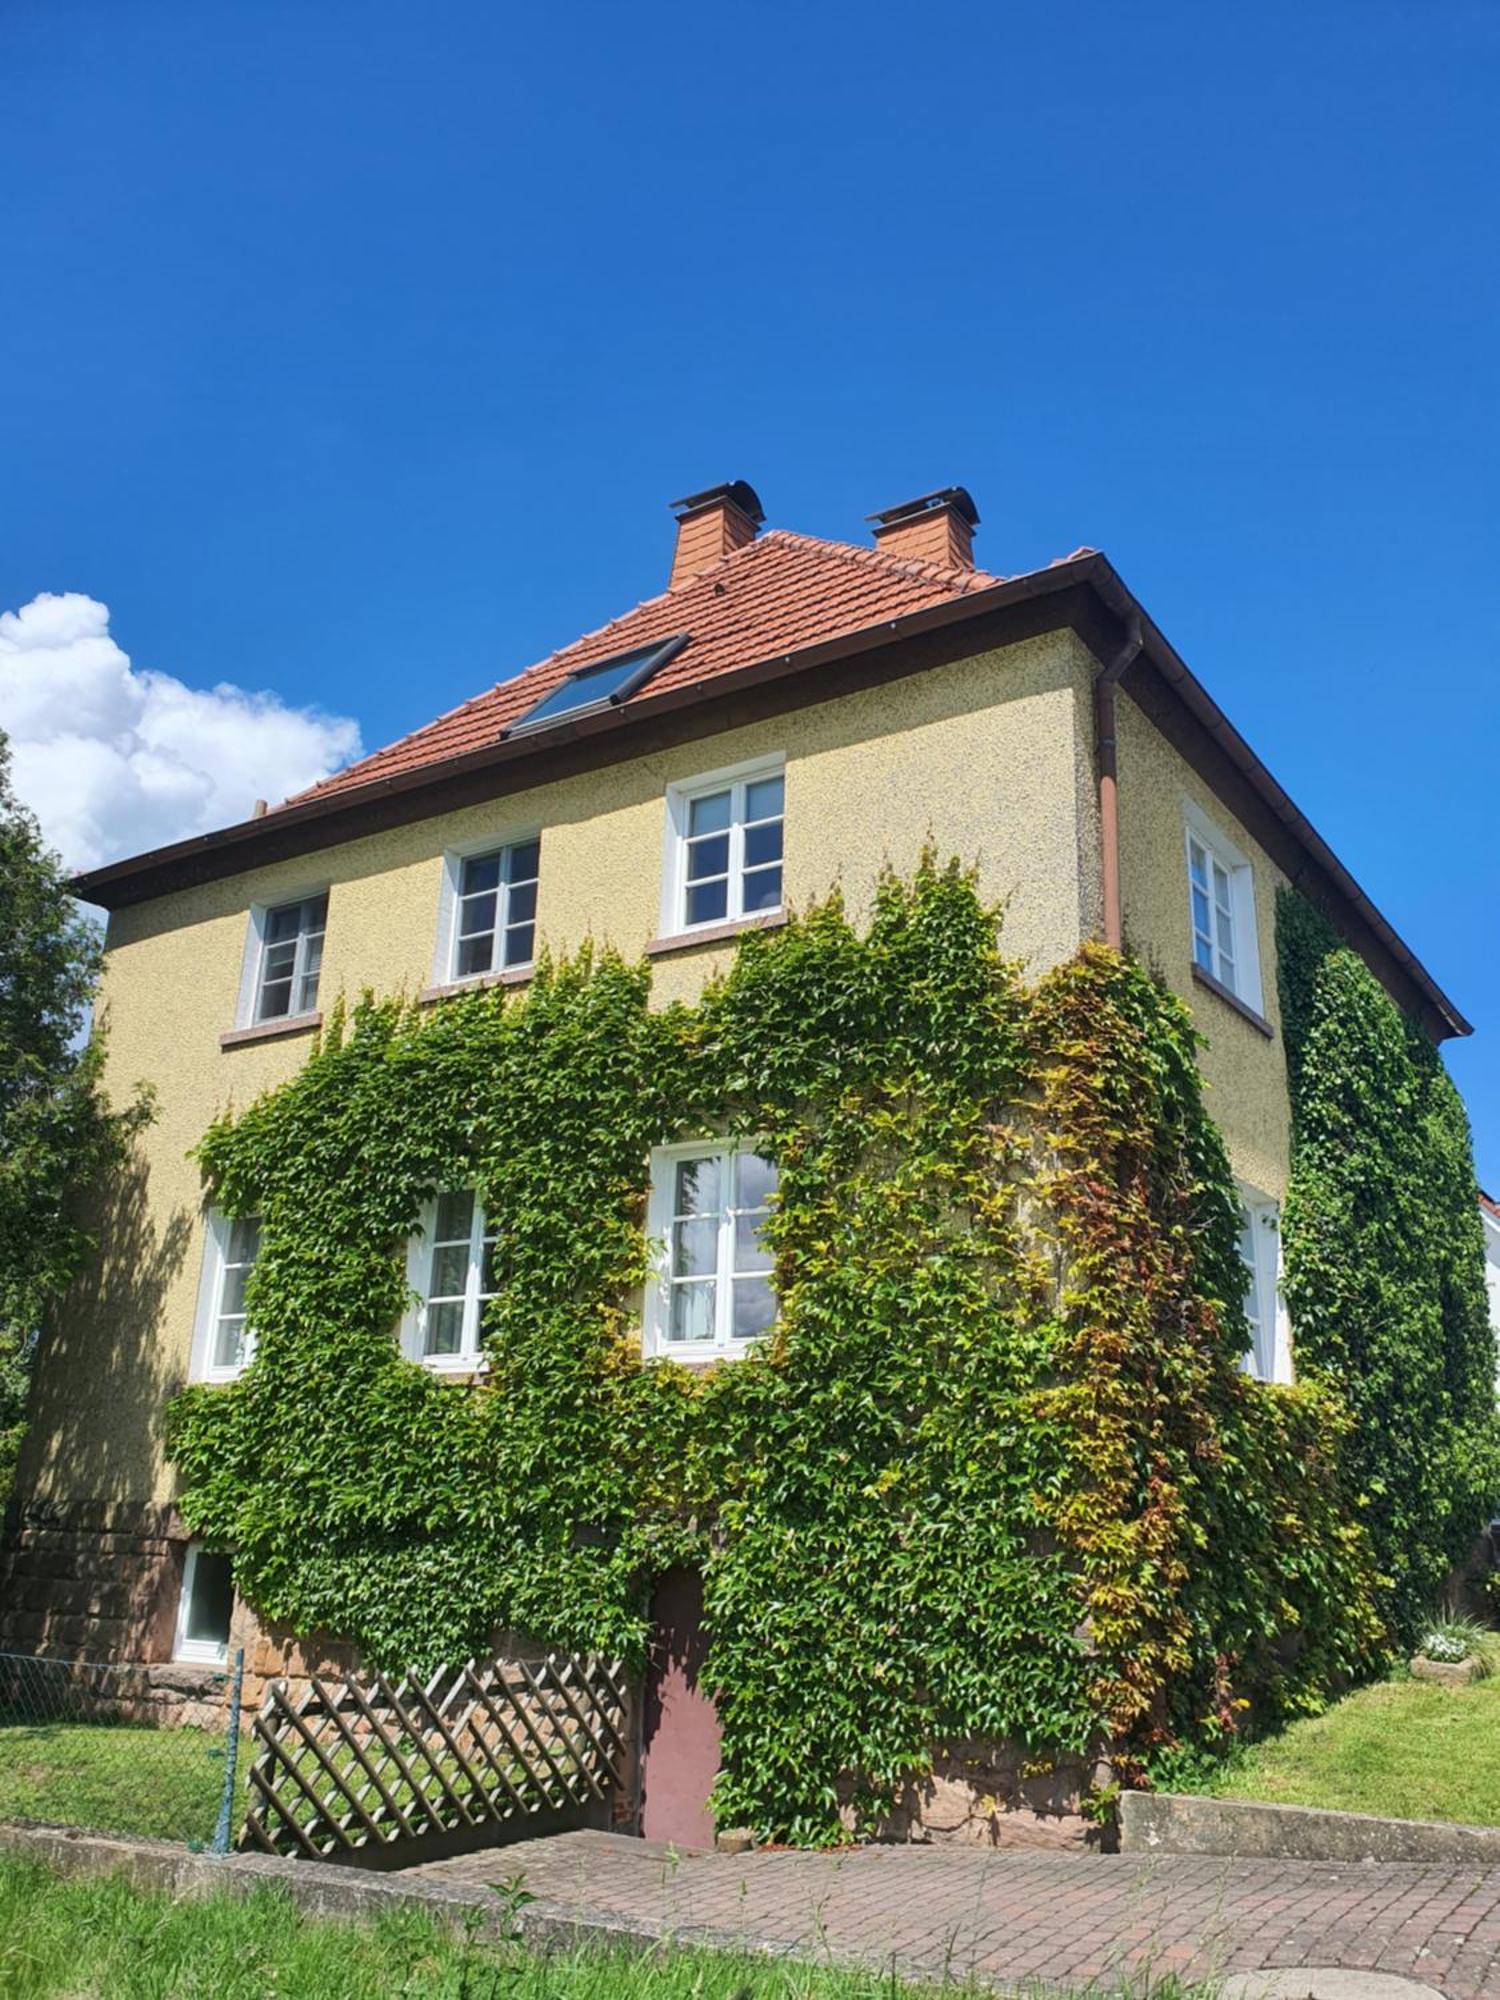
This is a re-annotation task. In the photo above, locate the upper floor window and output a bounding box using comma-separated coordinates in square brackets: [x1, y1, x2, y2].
[403, 1190, 497, 1371]
[1184, 805, 1262, 1014]
[254, 895, 327, 1023]
[1237, 1192, 1284, 1383]
[644, 1141, 778, 1360]
[451, 838, 540, 980]
[663, 759, 784, 935]
[192, 1211, 261, 1382]
[175, 1542, 234, 1666]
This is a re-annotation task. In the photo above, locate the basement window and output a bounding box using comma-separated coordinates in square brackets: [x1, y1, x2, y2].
[403, 1191, 498, 1372]
[175, 1543, 234, 1666]
[505, 635, 689, 738]
[644, 1141, 778, 1360]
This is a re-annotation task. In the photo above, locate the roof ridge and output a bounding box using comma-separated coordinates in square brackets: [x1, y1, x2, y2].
[761, 526, 1004, 594]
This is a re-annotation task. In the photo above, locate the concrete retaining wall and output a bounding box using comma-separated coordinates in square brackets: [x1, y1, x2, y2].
[1119, 1788, 1500, 1865]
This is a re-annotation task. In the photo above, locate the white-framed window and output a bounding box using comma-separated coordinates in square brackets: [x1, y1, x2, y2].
[402, 1190, 498, 1371]
[174, 1542, 234, 1666]
[1236, 1191, 1288, 1383]
[662, 757, 784, 935]
[1184, 803, 1262, 1014]
[644, 1141, 779, 1360]
[235, 893, 328, 1027]
[190, 1211, 262, 1382]
[437, 836, 541, 984]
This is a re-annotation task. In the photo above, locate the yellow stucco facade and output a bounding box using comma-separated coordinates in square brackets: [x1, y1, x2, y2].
[24, 627, 1125, 1505]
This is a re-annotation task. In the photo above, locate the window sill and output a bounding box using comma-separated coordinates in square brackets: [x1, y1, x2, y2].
[418, 966, 533, 1006]
[220, 1012, 322, 1051]
[645, 911, 787, 958]
[1191, 964, 1273, 1039]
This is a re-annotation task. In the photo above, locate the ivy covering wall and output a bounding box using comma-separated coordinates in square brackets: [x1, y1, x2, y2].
[169, 863, 1383, 1842]
[1275, 888, 1498, 1643]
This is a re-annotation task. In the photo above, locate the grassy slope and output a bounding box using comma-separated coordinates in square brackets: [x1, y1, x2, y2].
[0, 1859, 1219, 2000]
[1205, 1675, 1500, 1826]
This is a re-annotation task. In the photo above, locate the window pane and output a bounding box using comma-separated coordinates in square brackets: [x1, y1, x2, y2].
[733, 1210, 773, 1274]
[434, 1190, 475, 1241]
[424, 1301, 464, 1356]
[672, 1217, 718, 1278]
[668, 1282, 715, 1344]
[220, 1262, 254, 1319]
[457, 933, 494, 978]
[295, 932, 323, 1014]
[480, 1239, 501, 1295]
[731, 1276, 776, 1340]
[1193, 935, 1215, 975]
[262, 939, 297, 982]
[430, 1241, 469, 1299]
[674, 1155, 722, 1217]
[1191, 886, 1212, 938]
[212, 1316, 246, 1372]
[502, 923, 535, 968]
[506, 838, 541, 884]
[687, 789, 731, 837]
[686, 879, 728, 927]
[226, 1217, 260, 1266]
[257, 977, 293, 1021]
[686, 832, 730, 881]
[736, 1153, 778, 1209]
[507, 878, 537, 925]
[744, 775, 783, 822]
[462, 852, 502, 896]
[743, 819, 782, 868]
[459, 892, 498, 938]
[265, 905, 302, 945]
[742, 866, 782, 912]
[185, 1552, 234, 1647]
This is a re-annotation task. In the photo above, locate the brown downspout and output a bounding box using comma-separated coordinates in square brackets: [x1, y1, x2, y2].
[1094, 616, 1143, 950]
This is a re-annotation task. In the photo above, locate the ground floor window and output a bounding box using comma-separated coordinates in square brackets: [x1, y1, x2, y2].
[645, 1141, 778, 1360]
[1237, 1192, 1285, 1382]
[174, 1543, 234, 1665]
[403, 1190, 498, 1371]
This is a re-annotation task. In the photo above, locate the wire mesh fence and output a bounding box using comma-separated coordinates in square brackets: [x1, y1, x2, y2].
[0, 1648, 246, 1851]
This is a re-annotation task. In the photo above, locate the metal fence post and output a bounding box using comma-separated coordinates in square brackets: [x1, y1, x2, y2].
[211, 1646, 245, 1856]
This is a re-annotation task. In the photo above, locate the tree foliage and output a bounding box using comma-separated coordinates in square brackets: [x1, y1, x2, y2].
[168, 862, 1380, 1841]
[0, 735, 142, 1501]
[1276, 888, 1498, 1640]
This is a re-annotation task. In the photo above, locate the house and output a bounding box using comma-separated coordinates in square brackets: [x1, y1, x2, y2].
[0, 481, 1473, 1844]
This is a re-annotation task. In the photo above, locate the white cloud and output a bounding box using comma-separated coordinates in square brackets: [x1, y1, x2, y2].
[0, 592, 362, 874]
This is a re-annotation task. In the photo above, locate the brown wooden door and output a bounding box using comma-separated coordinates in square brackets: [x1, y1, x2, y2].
[639, 1567, 721, 1847]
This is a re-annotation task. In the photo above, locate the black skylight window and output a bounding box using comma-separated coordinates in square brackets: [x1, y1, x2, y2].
[505, 634, 689, 739]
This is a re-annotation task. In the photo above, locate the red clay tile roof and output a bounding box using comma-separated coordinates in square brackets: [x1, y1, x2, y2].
[1481, 1190, 1500, 1224]
[285, 529, 1020, 808]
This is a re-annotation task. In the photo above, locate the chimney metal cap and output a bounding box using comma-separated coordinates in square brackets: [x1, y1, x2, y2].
[867, 486, 980, 530]
[670, 480, 766, 525]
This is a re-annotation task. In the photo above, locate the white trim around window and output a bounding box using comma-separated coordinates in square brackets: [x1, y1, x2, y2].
[643, 1139, 779, 1361]
[190, 1210, 262, 1383]
[660, 755, 785, 939]
[401, 1190, 498, 1372]
[432, 831, 542, 987]
[174, 1542, 234, 1665]
[234, 889, 329, 1029]
[1237, 1187, 1290, 1384]
[1183, 801, 1263, 1015]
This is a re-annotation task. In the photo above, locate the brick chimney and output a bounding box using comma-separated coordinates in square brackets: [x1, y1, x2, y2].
[867, 487, 979, 570]
[668, 481, 764, 589]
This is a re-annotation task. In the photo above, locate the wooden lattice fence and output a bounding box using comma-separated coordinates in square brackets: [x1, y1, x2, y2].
[240, 1653, 630, 1860]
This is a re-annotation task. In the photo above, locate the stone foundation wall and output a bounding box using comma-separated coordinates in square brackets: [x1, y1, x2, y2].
[857, 1742, 1108, 1852]
[0, 1497, 184, 1662]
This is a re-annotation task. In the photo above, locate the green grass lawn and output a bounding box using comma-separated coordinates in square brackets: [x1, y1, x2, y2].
[0, 1719, 236, 1845]
[1196, 1672, 1500, 1826]
[0, 1859, 1219, 2000]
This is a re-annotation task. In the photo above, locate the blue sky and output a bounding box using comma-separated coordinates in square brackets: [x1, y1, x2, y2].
[2, 2, 1497, 1177]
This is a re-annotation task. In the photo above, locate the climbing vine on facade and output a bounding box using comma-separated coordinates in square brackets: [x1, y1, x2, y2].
[169, 862, 1382, 1843]
[1275, 888, 1498, 1643]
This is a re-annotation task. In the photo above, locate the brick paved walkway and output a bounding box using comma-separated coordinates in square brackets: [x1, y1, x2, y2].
[411, 1830, 1500, 1997]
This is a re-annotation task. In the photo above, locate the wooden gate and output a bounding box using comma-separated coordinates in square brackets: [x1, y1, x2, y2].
[241, 1653, 630, 1861]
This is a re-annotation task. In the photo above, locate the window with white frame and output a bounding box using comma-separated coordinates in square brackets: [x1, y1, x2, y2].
[664, 761, 784, 934]
[253, 894, 327, 1022]
[645, 1142, 778, 1358]
[1236, 1195, 1283, 1382]
[448, 838, 541, 980]
[1184, 807, 1261, 1012]
[405, 1190, 498, 1370]
[192, 1212, 261, 1381]
[175, 1542, 234, 1665]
